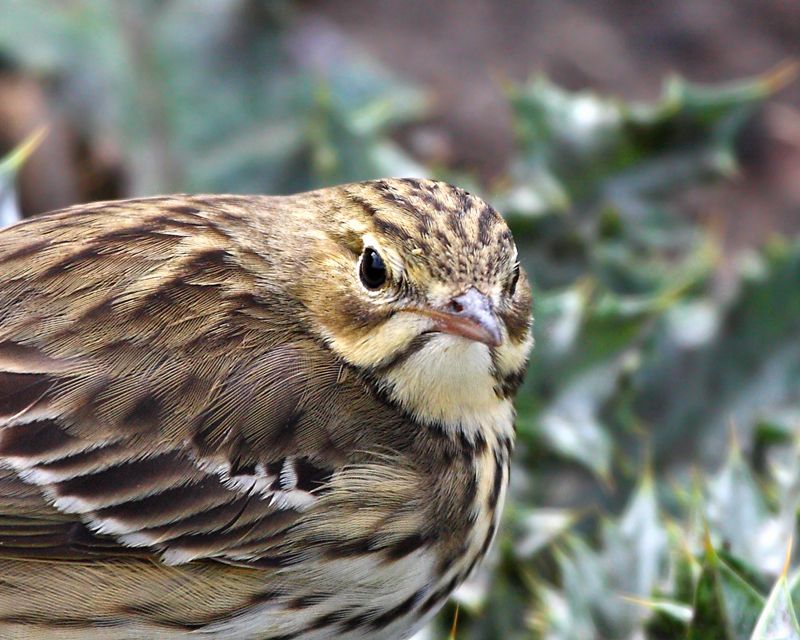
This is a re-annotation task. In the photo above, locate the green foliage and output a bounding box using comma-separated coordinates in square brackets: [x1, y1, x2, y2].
[0, 128, 47, 226]
[442, 67, 800, 639]
[1, 7, 799, 638]
[0, 0, 427, 196]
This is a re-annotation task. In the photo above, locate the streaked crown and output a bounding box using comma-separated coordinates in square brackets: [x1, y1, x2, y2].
[297, 178, 533, 437]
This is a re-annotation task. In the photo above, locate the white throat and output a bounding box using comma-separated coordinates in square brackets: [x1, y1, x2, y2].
[381, 334, 514, 442]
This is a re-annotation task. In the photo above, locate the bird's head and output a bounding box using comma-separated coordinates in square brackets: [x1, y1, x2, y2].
[294, 178, 533, 439]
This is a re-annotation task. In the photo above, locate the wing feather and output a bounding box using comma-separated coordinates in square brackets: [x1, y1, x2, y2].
[0, 199, 358, 566]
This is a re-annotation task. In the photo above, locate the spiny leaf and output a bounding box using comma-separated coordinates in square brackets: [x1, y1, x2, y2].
[750, 573, 800, 640]
[783, 561, 800, 627]
[688, 539, 766, 640]
[513, 508, 578, 559]
[622, 594, 693, 622]
[504, 65, 790, 219]
[534, 361, 616, 479]
[0, 126, 48, 177]
[0, 127, 48, 228]
[448, 605, 459, 640]
[706, 440, 770, 560]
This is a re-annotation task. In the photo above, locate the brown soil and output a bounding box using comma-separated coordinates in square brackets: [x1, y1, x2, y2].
[308, 0, 800, 247]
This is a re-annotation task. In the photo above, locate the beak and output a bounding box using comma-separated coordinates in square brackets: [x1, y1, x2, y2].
[412, 287, 502, 348]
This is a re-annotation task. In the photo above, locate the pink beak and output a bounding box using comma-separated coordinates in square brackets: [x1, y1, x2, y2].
[412, 288, 502, 348]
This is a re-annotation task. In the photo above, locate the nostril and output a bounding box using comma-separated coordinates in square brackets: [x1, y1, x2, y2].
[449, 299, 464, 314]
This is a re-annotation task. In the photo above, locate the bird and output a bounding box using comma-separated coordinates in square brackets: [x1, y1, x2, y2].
[0, 177, 532, 639]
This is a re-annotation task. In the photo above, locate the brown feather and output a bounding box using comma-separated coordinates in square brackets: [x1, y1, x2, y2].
[0, 180, 532, 639]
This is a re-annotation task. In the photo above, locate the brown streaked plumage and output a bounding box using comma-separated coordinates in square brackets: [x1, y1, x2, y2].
[0, 178, 532, 639]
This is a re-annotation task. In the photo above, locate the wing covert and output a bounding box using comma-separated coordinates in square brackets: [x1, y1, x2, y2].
[0, 200, 358, 566]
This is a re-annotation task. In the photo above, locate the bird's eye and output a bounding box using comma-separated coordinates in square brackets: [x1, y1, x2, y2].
[359, 248, 387, 289]
[508, 261, 520, 296]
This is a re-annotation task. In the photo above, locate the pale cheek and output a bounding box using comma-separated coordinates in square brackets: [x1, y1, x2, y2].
[328, 313, 433, 369]
[494, 329, 534, 377]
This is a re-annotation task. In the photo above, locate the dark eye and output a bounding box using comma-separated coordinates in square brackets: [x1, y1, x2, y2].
[508, 261, 520, 296]
[359, 248, 387, 289]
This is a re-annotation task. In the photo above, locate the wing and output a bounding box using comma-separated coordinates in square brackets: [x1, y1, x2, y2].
[0, 197, 379, 567]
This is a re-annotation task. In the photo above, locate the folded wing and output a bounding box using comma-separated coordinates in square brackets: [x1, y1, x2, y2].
[0, 199, 369, 566]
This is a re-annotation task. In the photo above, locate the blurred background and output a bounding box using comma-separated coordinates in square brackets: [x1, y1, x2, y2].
[1, 1, 800, 637]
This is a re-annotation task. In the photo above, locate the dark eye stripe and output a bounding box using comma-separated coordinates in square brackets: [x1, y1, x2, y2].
[508, 261, 520, 296]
